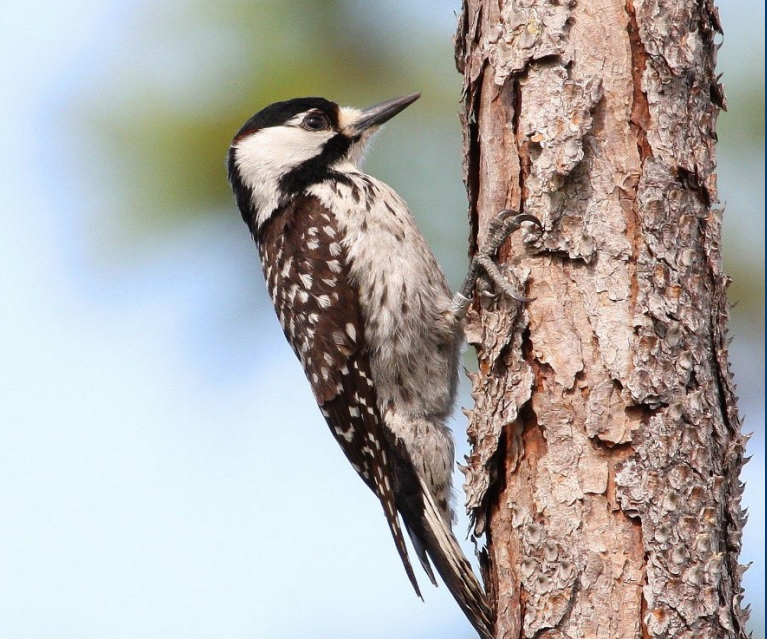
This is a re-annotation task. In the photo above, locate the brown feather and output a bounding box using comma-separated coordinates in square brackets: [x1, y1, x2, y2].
[257, 195, 422, 597]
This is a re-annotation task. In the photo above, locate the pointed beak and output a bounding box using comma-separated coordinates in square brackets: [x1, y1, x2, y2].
[351, 93, 421, 134]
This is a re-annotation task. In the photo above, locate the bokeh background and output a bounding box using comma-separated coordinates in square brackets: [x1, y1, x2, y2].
[1, 1, 763, 638]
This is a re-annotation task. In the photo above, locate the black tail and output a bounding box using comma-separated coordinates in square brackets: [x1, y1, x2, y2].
[379, 494, 424, 600]
[382, 431, 494, 638]
[405, 476, 494, 639]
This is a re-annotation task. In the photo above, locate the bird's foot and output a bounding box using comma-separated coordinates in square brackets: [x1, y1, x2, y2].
[451, 211, 542, 320]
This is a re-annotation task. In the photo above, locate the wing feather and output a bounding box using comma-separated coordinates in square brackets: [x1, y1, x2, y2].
[257, 195, 421, 596]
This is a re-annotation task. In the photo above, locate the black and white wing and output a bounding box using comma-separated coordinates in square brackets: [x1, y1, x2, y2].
[257, 194, 423, 597]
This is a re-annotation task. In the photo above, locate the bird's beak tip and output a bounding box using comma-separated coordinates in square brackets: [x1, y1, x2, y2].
[353, 92, 421, 134]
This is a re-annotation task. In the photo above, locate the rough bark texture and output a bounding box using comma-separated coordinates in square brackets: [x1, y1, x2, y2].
[454, 1, 749, 637]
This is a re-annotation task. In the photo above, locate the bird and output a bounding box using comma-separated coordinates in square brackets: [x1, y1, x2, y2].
[226, 92, 540, 639]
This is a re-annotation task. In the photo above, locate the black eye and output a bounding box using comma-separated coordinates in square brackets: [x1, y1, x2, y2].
[303, 113, 329, 131]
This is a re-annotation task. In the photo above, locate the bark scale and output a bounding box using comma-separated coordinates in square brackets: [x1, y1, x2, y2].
[454, 1, 749, 637]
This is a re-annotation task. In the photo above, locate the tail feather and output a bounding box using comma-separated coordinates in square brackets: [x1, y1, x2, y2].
[381, 432, 493, 638]
[415, 478, 494, 639]
[378, 482, 424, 600]
[405, 522, 438, 586]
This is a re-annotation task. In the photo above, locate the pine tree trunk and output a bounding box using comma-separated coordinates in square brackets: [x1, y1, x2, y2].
[454, 1, 750, 637]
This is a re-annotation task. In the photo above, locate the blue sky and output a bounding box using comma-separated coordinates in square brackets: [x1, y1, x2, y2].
[0, 1, 763, 638]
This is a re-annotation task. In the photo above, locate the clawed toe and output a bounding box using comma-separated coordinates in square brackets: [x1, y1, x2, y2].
[506, 212, 542, 230]
[508, 290, 537, 303]
[451, 210, 541, 319]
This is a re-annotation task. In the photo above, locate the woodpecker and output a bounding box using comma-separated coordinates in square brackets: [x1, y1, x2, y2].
[227, 93, 539, 639]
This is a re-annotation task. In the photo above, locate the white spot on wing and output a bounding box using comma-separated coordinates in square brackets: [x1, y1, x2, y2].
[334, 425, 354, 442]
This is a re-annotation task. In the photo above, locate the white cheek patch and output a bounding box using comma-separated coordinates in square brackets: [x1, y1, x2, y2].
[236, 126, 334, 184]
[234, 126, 335, 223]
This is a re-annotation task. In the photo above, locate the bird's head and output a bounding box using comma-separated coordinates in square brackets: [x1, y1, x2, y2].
[227, 93, 420, 230]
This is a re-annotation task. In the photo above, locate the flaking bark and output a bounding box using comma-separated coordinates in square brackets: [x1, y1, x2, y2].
[454, 1, 749, 637]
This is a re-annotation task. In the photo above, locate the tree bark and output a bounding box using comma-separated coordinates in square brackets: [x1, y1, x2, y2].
[454, 1, 750, 637]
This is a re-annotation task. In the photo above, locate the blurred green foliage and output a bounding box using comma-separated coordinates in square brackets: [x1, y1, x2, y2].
[717, 78, 765, 329]
[83, 0, 461, 229]
[79, 0, 764, 326]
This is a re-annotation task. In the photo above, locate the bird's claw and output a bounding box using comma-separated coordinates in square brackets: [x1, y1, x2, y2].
[476, 212, 540, 303]
[452, 210, 541, 320]
[509, 212, 543, 230]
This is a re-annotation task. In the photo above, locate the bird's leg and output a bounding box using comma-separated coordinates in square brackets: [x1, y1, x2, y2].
[451, 211, 542, 320]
